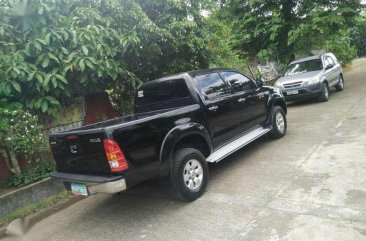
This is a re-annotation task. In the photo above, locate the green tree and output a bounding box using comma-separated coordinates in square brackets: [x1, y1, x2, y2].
[350, 13, 366, 57]
[0, 0, 213, 116]
[222, 0, 364, 64]
[204, 11, 248, 71]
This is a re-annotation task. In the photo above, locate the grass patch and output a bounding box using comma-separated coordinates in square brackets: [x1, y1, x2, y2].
[0, 190, 73, 227]
[346, 116, 358, 120]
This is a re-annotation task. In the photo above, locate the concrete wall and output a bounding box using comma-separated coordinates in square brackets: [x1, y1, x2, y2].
[0, 178, 64, 217]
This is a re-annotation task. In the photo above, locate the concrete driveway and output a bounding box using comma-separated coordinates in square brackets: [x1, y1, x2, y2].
[17, 59, 366, 241]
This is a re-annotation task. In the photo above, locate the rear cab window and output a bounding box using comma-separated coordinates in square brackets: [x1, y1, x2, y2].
[195, 72, 230, 100]
[134, 78, 193, 112]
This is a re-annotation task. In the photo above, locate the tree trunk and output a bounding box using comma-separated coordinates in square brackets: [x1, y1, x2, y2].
[277, 0, 296, 63]
[0, 148, 15, 174]
[8, 149, 21, 176]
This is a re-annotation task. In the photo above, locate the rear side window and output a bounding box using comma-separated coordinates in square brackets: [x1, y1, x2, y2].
[222, 71, 254, 92]
[196, 73, 229, 100]
[135, 78, 190, 107]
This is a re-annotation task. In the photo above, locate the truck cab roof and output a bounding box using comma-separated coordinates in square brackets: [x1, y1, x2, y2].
[140, 68, 240, 88]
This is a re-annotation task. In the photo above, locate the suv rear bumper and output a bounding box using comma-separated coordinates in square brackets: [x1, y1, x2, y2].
[50, 171, 127, 195]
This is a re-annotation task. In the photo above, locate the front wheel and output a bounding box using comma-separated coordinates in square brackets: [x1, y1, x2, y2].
[335, 75, 344, 91]
[318, 83, 329, 102]
[169, 148, 208, 202]
[270, 106, 287, 139]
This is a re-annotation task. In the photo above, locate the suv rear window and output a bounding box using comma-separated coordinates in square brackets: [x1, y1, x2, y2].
[134, 78, 192, 112]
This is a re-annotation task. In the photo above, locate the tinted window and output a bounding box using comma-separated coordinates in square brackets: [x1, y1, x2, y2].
[196, 73, 229, 99]
[222, 71, 253, 92]
[135, 78, 190, 106]
[283, 59, 323, 76]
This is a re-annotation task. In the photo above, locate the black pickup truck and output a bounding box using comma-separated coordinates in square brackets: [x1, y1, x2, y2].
[50, 69, 287, 201]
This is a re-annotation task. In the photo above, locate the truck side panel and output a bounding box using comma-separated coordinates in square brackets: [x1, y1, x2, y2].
[108, 104, 206, 188]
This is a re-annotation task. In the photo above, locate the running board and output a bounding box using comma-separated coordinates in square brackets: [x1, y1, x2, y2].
[206, 126, 272, 163]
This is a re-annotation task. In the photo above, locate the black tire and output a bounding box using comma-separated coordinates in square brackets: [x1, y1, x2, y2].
[318, 82, 329, 102]
[169, 148, 208, 202]
[335, 75, 344, 91]
[269, 106, 287, 139]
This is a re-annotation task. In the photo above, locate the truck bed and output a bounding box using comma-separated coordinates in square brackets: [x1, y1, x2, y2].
[50, 104, 201, 177]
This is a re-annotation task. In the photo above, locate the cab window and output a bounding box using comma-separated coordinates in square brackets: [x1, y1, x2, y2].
[196, 73, 229, 100]
[222, 71, 254, 92]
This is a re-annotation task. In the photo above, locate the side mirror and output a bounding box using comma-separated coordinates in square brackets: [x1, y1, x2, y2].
[255, 78, 264, 87]
[325, 64, 334, 70]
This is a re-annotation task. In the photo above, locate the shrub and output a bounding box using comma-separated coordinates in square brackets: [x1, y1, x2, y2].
[0, 100, 48, 178]
[6, 162, 55, 188]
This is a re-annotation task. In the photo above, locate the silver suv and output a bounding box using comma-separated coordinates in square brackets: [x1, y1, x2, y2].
[274, 53, 344, 102]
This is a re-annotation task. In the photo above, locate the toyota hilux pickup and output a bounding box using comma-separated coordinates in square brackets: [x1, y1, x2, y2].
[50, 68, 287, 202]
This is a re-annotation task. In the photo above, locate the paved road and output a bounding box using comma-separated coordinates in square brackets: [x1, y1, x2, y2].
[14, 59, 366, 241]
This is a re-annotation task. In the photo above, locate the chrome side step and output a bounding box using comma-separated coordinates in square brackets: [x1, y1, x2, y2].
[206, 126, 272, 163]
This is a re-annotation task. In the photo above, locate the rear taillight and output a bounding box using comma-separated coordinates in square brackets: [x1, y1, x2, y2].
[103, 139, 128, 172]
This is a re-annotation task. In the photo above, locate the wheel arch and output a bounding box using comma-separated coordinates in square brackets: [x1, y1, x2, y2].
[159, 123, 212, 176]
[321, 77, 329, 86]
[272, 98, 287, 114]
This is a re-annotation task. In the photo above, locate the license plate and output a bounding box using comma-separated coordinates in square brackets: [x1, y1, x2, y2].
[71, 183, 88, 196]
[286, 90, 299, 95]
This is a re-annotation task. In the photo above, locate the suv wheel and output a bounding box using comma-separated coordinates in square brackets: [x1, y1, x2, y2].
[169, 148, 208, 202]
[335, 75, 344, 91]
[318, 83, 329, 102]
[270, 106, 287, 139]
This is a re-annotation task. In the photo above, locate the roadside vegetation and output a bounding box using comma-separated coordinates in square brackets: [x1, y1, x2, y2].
[0, 0, 365, 187]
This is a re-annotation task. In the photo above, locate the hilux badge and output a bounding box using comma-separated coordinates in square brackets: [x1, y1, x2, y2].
[89, 138, 101, 143]
[70, 145, 78, 154]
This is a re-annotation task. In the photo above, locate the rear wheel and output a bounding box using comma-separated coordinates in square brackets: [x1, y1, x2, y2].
[318, 82, 329, 102]
[335, 75, 344, 91]
[169, 148, 208, 202]
[270, 106, 287, 139]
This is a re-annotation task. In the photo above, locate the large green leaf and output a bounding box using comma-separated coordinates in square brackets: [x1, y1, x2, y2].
[41, 56, 50, 68]
[41, 100, 48, 112]
[11, 82, 21, 92]
[55, 74, 68, 84]
[82, 46, 89, 56]
[43, 74, 52, 86]
[79, 59, 85, 72]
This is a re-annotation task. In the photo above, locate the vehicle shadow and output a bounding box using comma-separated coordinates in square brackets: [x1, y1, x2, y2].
[50, 136, 274, 241]
[286, 88, 338, 108]
[114, 134, 272, 200]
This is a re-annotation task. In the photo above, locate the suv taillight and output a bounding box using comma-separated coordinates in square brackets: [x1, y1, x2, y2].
[103, 139, 128, 172]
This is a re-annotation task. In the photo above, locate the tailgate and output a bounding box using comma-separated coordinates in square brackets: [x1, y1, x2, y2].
[50, 130, 111, 174]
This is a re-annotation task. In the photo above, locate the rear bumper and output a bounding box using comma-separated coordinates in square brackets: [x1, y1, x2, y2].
[50, 171, 127, 195]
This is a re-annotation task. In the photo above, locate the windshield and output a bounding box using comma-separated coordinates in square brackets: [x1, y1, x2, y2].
[283, 59, 323, 76]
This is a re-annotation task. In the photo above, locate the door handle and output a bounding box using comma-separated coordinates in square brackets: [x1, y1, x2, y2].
[238, 98, 246, 103]
[208, 106, 218, 112]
